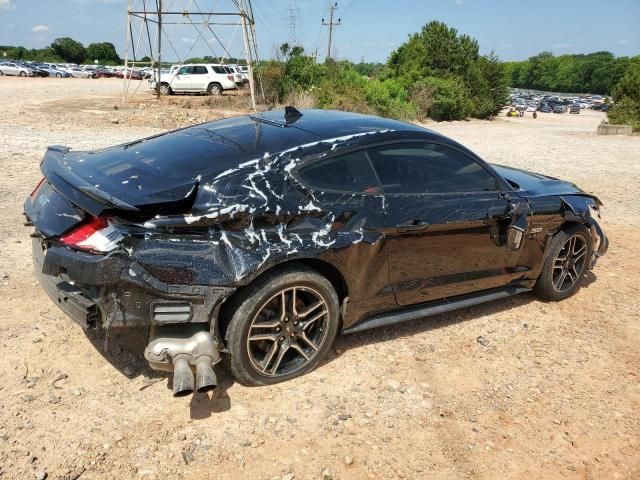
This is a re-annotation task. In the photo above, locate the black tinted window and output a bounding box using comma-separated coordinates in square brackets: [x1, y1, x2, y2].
[368, 143, 498, 194]
[192, 66, 208, 74]
[212, 66, 225, 74]
[297, 151, 380, 193]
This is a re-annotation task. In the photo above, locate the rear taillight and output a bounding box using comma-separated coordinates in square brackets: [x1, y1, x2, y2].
[30, 177, 46, 198]
[59, 216, 123, 253]
[227, 75, 233, 81]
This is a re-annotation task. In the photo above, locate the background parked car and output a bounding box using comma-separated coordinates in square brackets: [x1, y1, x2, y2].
[64, 67, 96, 79]
[114, 68, 143, 80]
[569, 104, 581, 114]
[32, 63, 70, 78]
[0, 61, 35, 77]
[154, 63, 236, 95]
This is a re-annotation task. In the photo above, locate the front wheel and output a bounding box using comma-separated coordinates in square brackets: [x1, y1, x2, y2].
[534, 225, 593, 301]
[224, 267, 340, 386]
[159, 83, 172, 95]
[19, 71, 26, 77]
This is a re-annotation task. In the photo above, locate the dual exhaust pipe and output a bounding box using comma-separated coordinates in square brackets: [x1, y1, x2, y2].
[144, 325, 220, 397]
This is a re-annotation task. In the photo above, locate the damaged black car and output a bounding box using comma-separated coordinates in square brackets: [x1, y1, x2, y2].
[24, 108, 608, 396]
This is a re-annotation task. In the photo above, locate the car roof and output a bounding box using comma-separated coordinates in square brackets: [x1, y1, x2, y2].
[82, 110, 440, 187]
[255, 109, 427, 139]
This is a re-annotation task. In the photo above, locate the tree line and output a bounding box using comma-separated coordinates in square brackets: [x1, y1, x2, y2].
[1, 37, 121, 65]
[504, 51, 640, 95]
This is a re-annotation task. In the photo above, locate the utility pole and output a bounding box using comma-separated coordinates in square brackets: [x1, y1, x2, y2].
[321, 2, 340, 60]
[156, 0, 162, 100]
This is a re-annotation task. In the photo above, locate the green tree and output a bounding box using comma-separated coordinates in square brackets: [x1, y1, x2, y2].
[609, 62, 640, 130]
[51, 37, 86, 64]
[86, 42, 120, 63]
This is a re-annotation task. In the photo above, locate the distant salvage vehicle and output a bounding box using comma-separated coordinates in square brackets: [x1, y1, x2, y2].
[24, 109, 608, 397]
[0, 62, 35, 77]
[569, 104, 581, 114]
[154, 64, 237, 95]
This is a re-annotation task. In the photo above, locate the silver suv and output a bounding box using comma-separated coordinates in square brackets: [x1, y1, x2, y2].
[156, 64, 237, 95]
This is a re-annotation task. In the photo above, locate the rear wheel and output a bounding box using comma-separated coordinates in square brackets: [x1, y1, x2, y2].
[19, 71, 26, 77]
[534, 225, 592, 301]
[207, 83, 222, 95]
[225, 267, 340, 386]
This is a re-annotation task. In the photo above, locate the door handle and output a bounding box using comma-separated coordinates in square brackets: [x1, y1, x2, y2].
[396, 219, 430, 232]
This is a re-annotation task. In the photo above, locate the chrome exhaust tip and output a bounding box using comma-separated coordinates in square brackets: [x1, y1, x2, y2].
[144, 325, 220, 397]
[172, 356, 195, 397]
[194, 356, 218, 393]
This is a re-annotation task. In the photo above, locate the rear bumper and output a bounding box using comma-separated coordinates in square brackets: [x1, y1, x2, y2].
[32, 237, 234, 330]
[33, 238, 100, 329]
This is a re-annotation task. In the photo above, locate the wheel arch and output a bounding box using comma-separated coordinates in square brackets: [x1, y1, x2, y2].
[216, 258, 349, 347]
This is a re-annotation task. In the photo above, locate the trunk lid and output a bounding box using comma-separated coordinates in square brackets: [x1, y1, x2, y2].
[25, 115, 323, 237]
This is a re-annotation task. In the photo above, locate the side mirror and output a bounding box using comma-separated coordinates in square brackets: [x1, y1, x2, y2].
[506, 226, 524, 251]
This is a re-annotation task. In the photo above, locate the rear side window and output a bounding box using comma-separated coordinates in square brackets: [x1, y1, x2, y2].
[297, 151, 380, 193]
[212, 66, 225, 74]
[192, 66, 208, 74]
[367, 143, 499, 194]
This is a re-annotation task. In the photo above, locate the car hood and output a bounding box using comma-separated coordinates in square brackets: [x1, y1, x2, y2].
[491, 164, 601, 204]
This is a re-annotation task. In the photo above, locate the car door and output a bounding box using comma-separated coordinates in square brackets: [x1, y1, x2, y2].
[5, 63, 18, 75]
[293, 149, 392, 312]
[367, 141, 528, 306]
[171, 66, 192, 91]
[190, 65, 209, 92]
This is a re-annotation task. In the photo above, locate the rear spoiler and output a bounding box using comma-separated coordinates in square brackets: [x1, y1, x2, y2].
[41, 146, 140, 216]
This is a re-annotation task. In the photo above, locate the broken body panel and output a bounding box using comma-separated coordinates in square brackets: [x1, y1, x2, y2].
[24, 109, 608, 368]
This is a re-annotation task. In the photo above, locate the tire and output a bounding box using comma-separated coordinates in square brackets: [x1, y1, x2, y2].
[224, 266, 340, 386]
[159, 83, 172, 95]
[534, 224, 593, 301]
[207, 83, 222, 95]
[0, 71, 3, 76]
[56, 73, 62, 78]
[19, 71, 26, 77]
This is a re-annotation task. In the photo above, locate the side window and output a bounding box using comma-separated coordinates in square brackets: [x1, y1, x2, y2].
[296, 150, 380, 193]
[367, 143, 499, 194]
[192, 66, 208, 74]
[212, 66, 225, 74]
[177, 66, 191, 75]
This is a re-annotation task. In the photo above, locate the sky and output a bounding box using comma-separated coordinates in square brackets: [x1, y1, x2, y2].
[1, 0, 639, 63]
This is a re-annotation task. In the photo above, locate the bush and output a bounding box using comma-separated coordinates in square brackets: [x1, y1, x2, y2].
[608, 98, 640, 130]
[362, 78, 416, 120]
[418, 77, 469, 121]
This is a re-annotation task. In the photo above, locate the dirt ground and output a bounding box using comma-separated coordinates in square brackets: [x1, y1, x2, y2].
[0, 77, 638, 480]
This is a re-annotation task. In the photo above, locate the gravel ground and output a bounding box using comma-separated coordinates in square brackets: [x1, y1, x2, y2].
[0, 77, 638, 480]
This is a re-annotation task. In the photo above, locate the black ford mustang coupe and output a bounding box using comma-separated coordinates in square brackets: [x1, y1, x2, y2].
[24, 109, 608, 396]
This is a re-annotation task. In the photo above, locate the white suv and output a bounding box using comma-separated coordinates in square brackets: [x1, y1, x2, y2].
[157, 64, 237, 95]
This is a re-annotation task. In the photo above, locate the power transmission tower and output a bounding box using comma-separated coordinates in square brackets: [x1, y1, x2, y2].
[287, 0, 300, 46]
[123, 0, 262, 110]
[321, 2, 340, 60]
